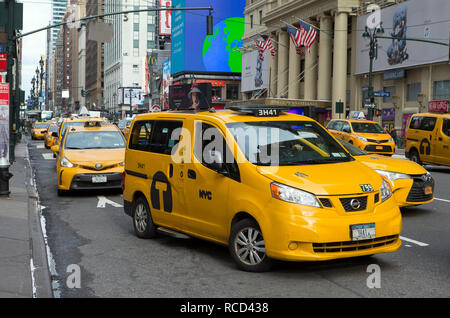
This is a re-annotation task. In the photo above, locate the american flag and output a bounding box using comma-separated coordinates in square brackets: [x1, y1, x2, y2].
[255, 35, 276, 61]
[287, 20, 318, 54]
[286, 24, 305, 56]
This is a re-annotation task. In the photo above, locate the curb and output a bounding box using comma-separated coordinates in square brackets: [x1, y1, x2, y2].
[24, 141, 54, 298]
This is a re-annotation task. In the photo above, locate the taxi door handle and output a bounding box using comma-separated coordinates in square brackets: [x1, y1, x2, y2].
[187, 169, 196, 180]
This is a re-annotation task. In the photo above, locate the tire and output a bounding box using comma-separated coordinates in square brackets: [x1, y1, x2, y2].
[228, 218, 273, 272]
[409, 149, 422, 165]
[57, 188, 68, 196]
[132, 196, 157, 239]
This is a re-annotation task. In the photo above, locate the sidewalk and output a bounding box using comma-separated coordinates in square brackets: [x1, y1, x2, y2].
[0, 138, 53, 298]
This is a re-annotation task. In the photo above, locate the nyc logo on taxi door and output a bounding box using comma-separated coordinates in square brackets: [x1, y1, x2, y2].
[150, 171, 173, 213]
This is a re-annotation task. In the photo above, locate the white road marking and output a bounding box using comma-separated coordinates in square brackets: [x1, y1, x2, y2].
[36, 144, 45, 149]
[400, 236, 429, 247]
[42, 153, 55, 160]
[392, 155, 407, 159]
[434, 197, 450, 203]
[97, 196, 123, 208]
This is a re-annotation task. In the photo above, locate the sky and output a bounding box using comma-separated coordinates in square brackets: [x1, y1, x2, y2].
[21, 1, 52, 100]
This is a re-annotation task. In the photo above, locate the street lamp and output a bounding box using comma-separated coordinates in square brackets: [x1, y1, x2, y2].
[362, 23, 384, 120]
[39, 57, 44, 110]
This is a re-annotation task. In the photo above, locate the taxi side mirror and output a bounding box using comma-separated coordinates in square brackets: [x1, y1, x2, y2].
[207, 151, 229, 176]
[51, 145, 60, 154]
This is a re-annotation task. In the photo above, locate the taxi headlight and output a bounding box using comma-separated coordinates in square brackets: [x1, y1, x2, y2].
[60, 157, 77, 168]
[388, 138, 394, 143]
[357, 136, 368, 142]
[375, 169, 412, 181]
[271, 182, 321, 208]
[380, 178, 393, 202]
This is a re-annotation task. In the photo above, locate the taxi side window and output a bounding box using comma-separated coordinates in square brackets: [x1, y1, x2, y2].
[129, 121, 153, 151]
[420, 117, 437, 131]
[327, 121, 336, 130]
[194, 122, 240, 182]
[333, 121, 344, 131]
[342, 122, 351, 133]
[149, 121, 183, 155]
[443, 119, 450, 137]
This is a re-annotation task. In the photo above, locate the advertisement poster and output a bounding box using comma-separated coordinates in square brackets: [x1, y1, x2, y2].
[171, 0, 245, 75]
[355, 0, 450, 74]
[382, 108, 395, 132]
[0, 53, 6, 72]
[0, 83, 9, 162]
[169, 83, 212, 110]
[241, 50, 269, 92]
[159, 0, 172, 36]
[162, 60, 171, 110]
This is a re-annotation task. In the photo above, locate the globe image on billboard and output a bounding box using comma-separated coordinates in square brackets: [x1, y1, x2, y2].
[202, 17, 245, 73]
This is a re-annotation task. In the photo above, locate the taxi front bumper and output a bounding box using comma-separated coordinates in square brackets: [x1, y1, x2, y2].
[261, 197, 402, 262]
[58, 166, 123, 191]
[392, 176, 434, 207]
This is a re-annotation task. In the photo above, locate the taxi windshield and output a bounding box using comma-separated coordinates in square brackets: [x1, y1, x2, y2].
[351, 122, 385, 134]
[226, 121, 353, 166]
[35, 123, 49, 129]
[49, 125, 59, 133]
[339, 140, 368, 156]
[65, 131, 125, 149]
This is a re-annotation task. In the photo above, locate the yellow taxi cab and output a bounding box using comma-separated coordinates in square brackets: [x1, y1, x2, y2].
[51, 120, 126, 196]
[338, 140, 434, 208]
[405, 113, 450, 166]
[31, 121, 50, 140]
[44, 124, 60, 149]
[51, 116, 108, 155]
[122, 106, 402, 272]
[327, 119, 395, 156]
[118, 118, 133, 139]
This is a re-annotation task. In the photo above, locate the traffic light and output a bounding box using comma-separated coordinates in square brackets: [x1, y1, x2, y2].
[81, 89, 86, 97]
[375, 109, 381, 117]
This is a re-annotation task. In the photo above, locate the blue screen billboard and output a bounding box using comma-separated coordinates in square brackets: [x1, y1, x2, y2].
[171, 0, 245, 75]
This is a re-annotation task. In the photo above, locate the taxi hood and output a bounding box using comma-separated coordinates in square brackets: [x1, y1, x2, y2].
[256, 161, 383, 196]
[355, 132, 391, 140]
[356, 154, 427, 175]
[65, 148, 125, 163]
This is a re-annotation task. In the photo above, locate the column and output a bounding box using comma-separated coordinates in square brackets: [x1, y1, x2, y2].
[277, 30, 289, 98]
[304, 39, 318, 100]
[317, 14, 333, 101]
[269, 33, 278, 98]
[332, 10, 349, 119]
[288, 33, 301, 99]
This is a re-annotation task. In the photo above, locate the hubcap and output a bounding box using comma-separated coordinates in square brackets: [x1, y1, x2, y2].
[234, 227, 266, 266]
[134, 203, 147, 233]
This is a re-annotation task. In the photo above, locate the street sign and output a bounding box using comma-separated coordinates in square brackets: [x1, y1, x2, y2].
[363, 103, 377, 109]
[373, 91, 391, 98]
[151, 104, 161, 113]
[0, 53, 6, 72]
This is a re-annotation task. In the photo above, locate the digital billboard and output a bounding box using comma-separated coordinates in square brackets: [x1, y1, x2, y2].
[171, 0, 245, 75]
[355, 0, 450, 75]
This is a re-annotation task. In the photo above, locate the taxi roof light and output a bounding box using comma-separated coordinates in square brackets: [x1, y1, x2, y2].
[228, 106, 290, 117]
[84, 121, 103, 127]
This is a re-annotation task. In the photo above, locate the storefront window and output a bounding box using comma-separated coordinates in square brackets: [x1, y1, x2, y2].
[383, 86, 395, 103]
[433, 80, 450, 100]
[406, 82, 421, 101]
[226, 84, 239, 100]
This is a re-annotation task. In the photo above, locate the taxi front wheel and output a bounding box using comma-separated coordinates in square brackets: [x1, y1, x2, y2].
[228, 219, 272, 272]
[132, 196, 157, 239]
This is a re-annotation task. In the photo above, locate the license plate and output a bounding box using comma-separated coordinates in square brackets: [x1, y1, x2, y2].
[424, 186, 433, 195]
[376, 146, 383, 150]
[350, 223, 376, 241]
[92, 175, 107, 183]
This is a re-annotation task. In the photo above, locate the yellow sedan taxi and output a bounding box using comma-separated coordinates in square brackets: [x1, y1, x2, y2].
[51, 116, 108, 155]
[44, 124, 59, 149]
[327, 119, 395, 156]
[31, 121, 50, 140]
[52, 120, 126, 196]
[339, 140, 434, 208]
[123, 106, 402, 272]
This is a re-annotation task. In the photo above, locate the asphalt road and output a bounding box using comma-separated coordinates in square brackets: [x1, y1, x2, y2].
[28, 139, 450, 298]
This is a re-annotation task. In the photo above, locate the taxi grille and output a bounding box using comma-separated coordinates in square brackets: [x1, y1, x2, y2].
[340, 196, 368, 212]
[319, 198, 333, 208]
[364, 145, 393, 153]
[313, 235, 399, 253]
[367, 139, 389, 144]
[406, 175, 434, 203]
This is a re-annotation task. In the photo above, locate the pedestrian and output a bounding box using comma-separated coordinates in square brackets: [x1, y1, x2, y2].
[390, 127, 398, 146]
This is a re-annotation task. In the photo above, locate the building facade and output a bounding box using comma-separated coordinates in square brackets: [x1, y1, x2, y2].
[104, 0, 158, 117]
[243, 0, 450, 141]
